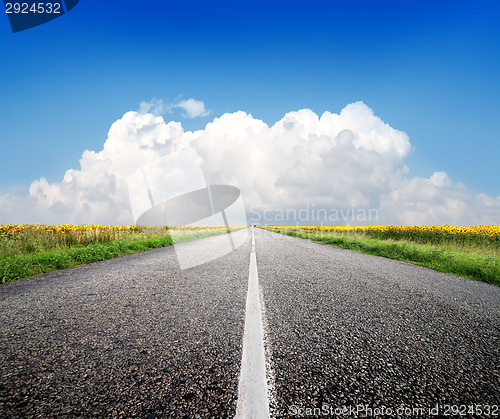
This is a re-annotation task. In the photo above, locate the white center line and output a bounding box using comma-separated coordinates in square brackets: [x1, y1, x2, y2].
[235, 228, 270, 419]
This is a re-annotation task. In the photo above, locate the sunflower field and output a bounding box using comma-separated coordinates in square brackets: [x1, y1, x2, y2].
[0, 224, 233, 283]
[270, 225, 500, 250]
[0, 224, 231, 258]
[264, 224, 499, 284]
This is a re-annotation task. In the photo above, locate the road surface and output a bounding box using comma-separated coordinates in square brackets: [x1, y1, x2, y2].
[1, 228, 499, 418]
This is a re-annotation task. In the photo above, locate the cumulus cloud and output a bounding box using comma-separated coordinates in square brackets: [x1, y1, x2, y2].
[379, 174, 500, 226]
[139, 98, 170, 116]
[175, 98, 211, 118]
[139, 97, 211, 119]
[0, 101, 498, 225]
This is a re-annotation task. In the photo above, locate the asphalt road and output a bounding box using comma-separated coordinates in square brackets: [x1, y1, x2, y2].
[0, 232, 250, 418]
[255, 229, 499, 418]
[1, 228, 499, 418]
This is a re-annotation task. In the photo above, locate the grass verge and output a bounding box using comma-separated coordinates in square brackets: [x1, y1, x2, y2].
[0, 228, 234, 284]
[265, 228, 499, 286]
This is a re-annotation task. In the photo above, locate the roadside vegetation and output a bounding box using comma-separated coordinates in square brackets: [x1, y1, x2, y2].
[0, 224, 234, 283]
[263, 225, 500, 286]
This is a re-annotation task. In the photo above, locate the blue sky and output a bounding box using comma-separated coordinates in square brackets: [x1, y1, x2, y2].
[0, 0, 499, 224]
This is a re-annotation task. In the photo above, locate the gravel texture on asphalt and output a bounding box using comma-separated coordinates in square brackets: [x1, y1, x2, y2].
[0, 231, 250, 418]
[255, 229, 500, 419]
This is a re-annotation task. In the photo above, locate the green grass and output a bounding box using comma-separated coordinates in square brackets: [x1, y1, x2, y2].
[265, 228, 500, 286]
[0, 228, 236, 284]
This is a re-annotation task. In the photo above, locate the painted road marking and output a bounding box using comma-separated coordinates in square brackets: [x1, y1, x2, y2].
[235, 228, 270, 418]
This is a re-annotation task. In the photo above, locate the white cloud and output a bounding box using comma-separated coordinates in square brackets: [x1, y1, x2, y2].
[139, 98, 170, 116]
[175, 98, 211, 118]
[192, 103, 412, 214]
[139, 97, 211, 119]
[0, 101, 498, 226]
[379, 174, 500, 226]
[430, 171, 452, 187]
